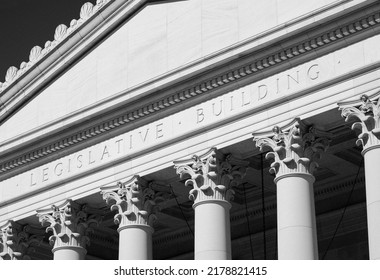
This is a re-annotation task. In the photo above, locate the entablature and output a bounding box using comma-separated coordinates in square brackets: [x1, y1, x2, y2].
[1, 1, 380, 181]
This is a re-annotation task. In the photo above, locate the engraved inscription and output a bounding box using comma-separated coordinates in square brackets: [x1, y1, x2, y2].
[5, 62, 321, 195]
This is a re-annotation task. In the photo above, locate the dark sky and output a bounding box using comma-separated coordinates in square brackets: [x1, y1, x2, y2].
[0, 0, 97, 81]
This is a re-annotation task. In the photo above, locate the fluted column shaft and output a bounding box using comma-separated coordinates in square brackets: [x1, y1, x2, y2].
[254, 119, 329, 260]
[341, 94, 380, 259]
[174, 148, 246, 260]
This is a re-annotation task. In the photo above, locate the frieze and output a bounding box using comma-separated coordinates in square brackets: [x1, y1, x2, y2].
[1, 63, 319, 176]
[1, 6, 379, 175]
[0, 60, 325, 201]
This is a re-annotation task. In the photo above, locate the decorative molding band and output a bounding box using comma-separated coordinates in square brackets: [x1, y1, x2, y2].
[1, 7, 380, 176]
[0, 0, 113, 94]
[87, 231, 119, 251]
[153, 174, 365, 247]
[153, 229, 193, 247]
[315, 175, 365, 199]
[230, 202, 277, 224]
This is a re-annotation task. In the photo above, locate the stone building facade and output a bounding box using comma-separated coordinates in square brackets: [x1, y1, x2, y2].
[1, 0, 380, 260]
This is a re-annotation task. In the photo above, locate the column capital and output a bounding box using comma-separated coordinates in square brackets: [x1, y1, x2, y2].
[0, 221, 42, 260]
[101, 175, 161, 230]
[340, 94, 380, 153]
[37, 200, 100, 251]
[253, 118, 330, 179]
[173, 148, 247, 205]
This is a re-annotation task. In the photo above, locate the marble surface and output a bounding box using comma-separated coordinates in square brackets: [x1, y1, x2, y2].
[0, 0, 353, 143]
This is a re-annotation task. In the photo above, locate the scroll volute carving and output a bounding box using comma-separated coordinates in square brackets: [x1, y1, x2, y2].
[254, 119, 330, 178]
[101, 175, 160, 228]
[0, 221, 42, 260]
[341, 94, 380, 150]
[37, 200, 100, 249]
[174, 148, 247, 204]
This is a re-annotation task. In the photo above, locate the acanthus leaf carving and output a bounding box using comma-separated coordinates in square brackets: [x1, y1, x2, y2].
[80, 2, 95, 20]
[37, 200, 100, 250]
[0, 0, 113, 94]
[100, 175, 162, 229]
[5, 66, 18, 83]
[0, 221, 43, 260]
[0, 4, 378, 99]
[340, 94, 380, 150]
[54, 24, 68, 42]
[174, 148, 247, 204]
[29, 46, 43, 62]
[253, 118, 330, 178]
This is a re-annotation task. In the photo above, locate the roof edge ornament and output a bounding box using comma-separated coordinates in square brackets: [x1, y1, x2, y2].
[0, 0, 112, 94]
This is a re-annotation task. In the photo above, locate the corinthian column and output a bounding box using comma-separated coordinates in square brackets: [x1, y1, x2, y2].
[101, 175, 159, 260]
[254, 119, 329, 260]
[340, 94, 380, 260]
[174, 148, 246, 260]
[37, 200, 99, 260]
[0, 221, 42, 260]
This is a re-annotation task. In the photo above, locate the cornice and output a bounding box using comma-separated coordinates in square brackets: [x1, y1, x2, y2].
[0, 0, 113, 95]
[0, 0, 151, 125]
[0, 1, 156, 109]
[1, 3, 380, 178]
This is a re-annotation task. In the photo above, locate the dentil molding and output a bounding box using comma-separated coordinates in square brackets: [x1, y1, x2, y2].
[1, 2, 380, 177]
